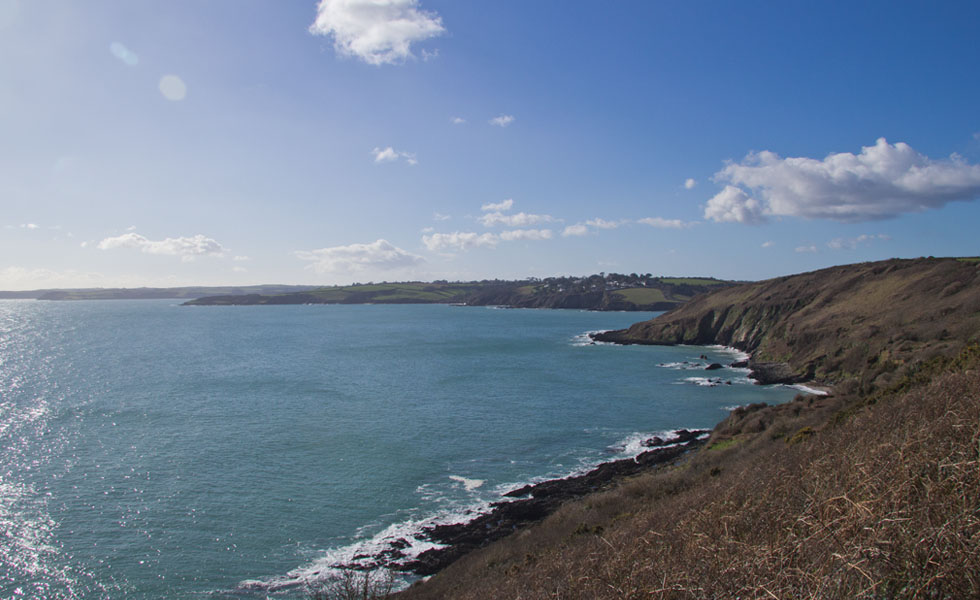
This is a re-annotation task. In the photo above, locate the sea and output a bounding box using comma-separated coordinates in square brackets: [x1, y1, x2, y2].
[0, 300, 801, 599]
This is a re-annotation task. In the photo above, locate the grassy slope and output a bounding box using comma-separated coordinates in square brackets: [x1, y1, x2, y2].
[399, 348, 980, 599]
[598, 257, 980, 389]
[396, 258, 980, 599]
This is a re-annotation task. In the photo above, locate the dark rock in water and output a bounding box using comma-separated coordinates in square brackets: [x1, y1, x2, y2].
[748, 361, 802, 384]
[398, 431, 708, 577]
[705, 363, 723, 370]
[700, 354, 708, 359]
[730, 360, 749, 368]
[641, 436, 664, 447]
[389, 537, 410, 550]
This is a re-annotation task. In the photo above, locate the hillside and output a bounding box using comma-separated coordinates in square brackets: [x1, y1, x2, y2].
[594, 257, 980, 388]
[182, 274, 731, 310]
[386, 257, 980, 599]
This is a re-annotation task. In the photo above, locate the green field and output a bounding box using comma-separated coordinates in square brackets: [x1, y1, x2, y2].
[611, 287, 667, 304]
[657, 277, 727, 286]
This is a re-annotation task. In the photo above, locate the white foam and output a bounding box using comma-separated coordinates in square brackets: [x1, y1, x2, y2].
[570, 330, 615, 346]
[682, 376, 729, 387]
[787, 384, 829, 396]
[704, 344, 751, 362]
[449, 475, 485, 491]
[657, 361, 708, 370]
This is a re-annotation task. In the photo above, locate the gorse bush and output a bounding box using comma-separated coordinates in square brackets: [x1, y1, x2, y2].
[306, 569, 393, 600]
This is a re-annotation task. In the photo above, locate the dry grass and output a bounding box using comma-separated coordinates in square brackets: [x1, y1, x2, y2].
[398, 349, 980, 599]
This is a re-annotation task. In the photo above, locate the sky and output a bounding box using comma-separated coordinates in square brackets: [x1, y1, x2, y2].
[2, 0, 980, 290]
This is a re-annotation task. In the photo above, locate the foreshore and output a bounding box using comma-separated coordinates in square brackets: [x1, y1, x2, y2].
[336, 429, 709, 578]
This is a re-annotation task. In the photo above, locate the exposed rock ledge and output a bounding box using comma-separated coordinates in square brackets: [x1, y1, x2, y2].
[340, 430, 708, 577]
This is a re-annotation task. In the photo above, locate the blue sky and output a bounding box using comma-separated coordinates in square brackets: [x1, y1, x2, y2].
[2, 0, 979, 289]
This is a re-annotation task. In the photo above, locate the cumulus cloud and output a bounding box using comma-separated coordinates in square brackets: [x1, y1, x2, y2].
[827, 233, 891, 250]
[451, 116, 466, 125]
[637, 217, 690, 229]
[433, 212, 450, 221]
[562, 224, 589, 237]
[372, 146, 417, 165]
[20, 223, 39, 230]
[97, 233, 224, 261]
[795, 245, 818, 253]
[422, 231, 498, 252]
[585, 218, 624, 229]
[705, 138, 980, 224]
[309, 0, 445, 66]
[684, 178, 697, 189]
[489, 114, 515, 127]
[762, 240, 775, 248]
[499, 228, 553, 241]
[481, 199, 513, 212]
[704, 185, 766, 224]
[296, 239, 423, 273]
[480, 211, 554, 227]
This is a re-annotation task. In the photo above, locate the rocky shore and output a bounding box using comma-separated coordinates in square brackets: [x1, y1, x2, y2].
[340, 430, 708, 577]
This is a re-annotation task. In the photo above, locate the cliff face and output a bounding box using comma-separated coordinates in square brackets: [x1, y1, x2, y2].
[594, 258, 980, 387]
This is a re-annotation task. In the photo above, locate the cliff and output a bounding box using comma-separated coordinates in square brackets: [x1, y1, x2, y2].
[593, 257, 980, 388]
[392, 258, 980, 599]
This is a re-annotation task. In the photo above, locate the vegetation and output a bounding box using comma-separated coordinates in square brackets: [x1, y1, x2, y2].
[597, 257, 980, 388]
[397, 345, 980, 599]
[183, 273, 733, 310]
[307, 569, 394, 600]
[393, 257, 980, 599]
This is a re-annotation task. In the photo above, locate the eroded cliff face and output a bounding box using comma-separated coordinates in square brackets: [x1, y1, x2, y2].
[594, 258, 980, 388]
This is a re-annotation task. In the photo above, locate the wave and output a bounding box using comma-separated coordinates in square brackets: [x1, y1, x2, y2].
[237, 428, 702, 594]
[570, 330, 616, 347]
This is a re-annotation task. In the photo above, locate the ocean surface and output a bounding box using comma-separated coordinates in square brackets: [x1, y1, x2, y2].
[0, 300, 800, 598]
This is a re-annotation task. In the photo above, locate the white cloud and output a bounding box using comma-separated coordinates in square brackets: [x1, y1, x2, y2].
[372, 146, 417, 165]
[637, 217, 689, 229]
[422, 231, 498, 252]
[499, 228, 553, 241]
[158, 75, 187, 101]
[232, 266, 248, 273]
[827, 233, 891, 250]
[20, 223, 39, 230]
[684, 178, 697, 189]
[233, 255, 250, 261]
[761, 240, 774, 248]
[489, 114, 515, 127]
[97, 233, 224, 260]
[80, 241, 89, 248]
[585, 218, 624, 229]
[481, 199, 514, 212]
[704, 185, 766, 224]
[795, 245, 818, 253]
[479, 211, 554, 227]
[562, 224, 589, 237]
[451, 116, 466, 125]
[309, 0, 445, 66]
[109, 42, 138, 66]
[707, 138, 980, 224]
[296, 239, 423, 273]
[433, 212, 451, 221]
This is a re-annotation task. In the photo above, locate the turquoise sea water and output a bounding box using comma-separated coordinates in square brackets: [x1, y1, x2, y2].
[0, 300, 800, 598]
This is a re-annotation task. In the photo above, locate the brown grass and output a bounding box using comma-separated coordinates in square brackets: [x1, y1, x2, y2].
[398, 349, 980, 599]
